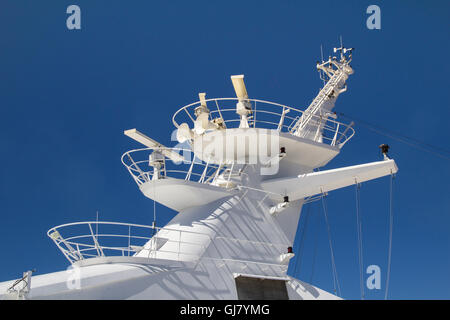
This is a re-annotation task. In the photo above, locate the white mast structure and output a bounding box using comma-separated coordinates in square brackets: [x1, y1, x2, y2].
[290, 44, 355, 142]
[0, 46, 398, 300]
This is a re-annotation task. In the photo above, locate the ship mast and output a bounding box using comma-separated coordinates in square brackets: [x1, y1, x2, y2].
[0, 45, 400, 301]
[290, 44, 354, 142]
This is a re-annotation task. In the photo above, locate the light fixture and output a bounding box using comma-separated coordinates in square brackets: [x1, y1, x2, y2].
[269, 196, 289, 215]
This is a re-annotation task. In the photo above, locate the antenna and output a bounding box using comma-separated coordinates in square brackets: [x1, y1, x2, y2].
[231, 75, 252, 128]
[231, 75, 249, 101]
[124, 129, 184, 163]
[198, 92, 207, 107]
[333, 35, 345, 61]
[332, 36, 354, 64]
[319, 44, 327, 85]
[320, 44, 324, 63]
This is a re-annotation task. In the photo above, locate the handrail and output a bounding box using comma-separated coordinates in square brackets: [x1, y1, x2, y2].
[47, 221, 291, 267]
[172, 97, 355, 148]
[121, 147, 246, 187]
[47, 221, 214, 264]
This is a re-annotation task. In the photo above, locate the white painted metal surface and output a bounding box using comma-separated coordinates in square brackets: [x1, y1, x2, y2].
[0, 47, 397, 300]
[261, 159, 398, 201]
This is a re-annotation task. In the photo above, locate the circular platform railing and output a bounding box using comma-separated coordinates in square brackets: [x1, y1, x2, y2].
[121, 147, 246, 187]
[47, 221, 215, 264]
[47, 221, 291, 268]
[48, 221, 155, 263]
[172, 98, 355, 147]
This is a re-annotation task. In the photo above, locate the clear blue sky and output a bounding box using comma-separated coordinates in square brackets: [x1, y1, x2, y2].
[0, 1, 449, 299]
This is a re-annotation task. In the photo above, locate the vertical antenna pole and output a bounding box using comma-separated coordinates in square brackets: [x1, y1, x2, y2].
[320, 44, 326, 86]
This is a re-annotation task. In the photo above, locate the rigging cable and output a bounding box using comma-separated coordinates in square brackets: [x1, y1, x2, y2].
[152, 172, 157, 236]
[293, 203, 312, 277]
[321, 194, 342, 296]
[309, 203, 320, 283]
[355, 182, 365, 300]
[336, 112, 450, 161]
[147, 175, 158, 260]
[384, 172, 395, 299]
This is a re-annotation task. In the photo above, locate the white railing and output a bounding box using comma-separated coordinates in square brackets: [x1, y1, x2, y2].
[47, 221, 291, 270]
[47, 221, 213, 264]
[172, 98, 355, 148]
[121, 147, 245, 187]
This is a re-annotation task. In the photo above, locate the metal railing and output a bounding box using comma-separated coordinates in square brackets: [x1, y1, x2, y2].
[47, 221, 291, 269]
[47, 221, 213, 264]
[172, 98, 355, 148]
[121, 147, 245, 187]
